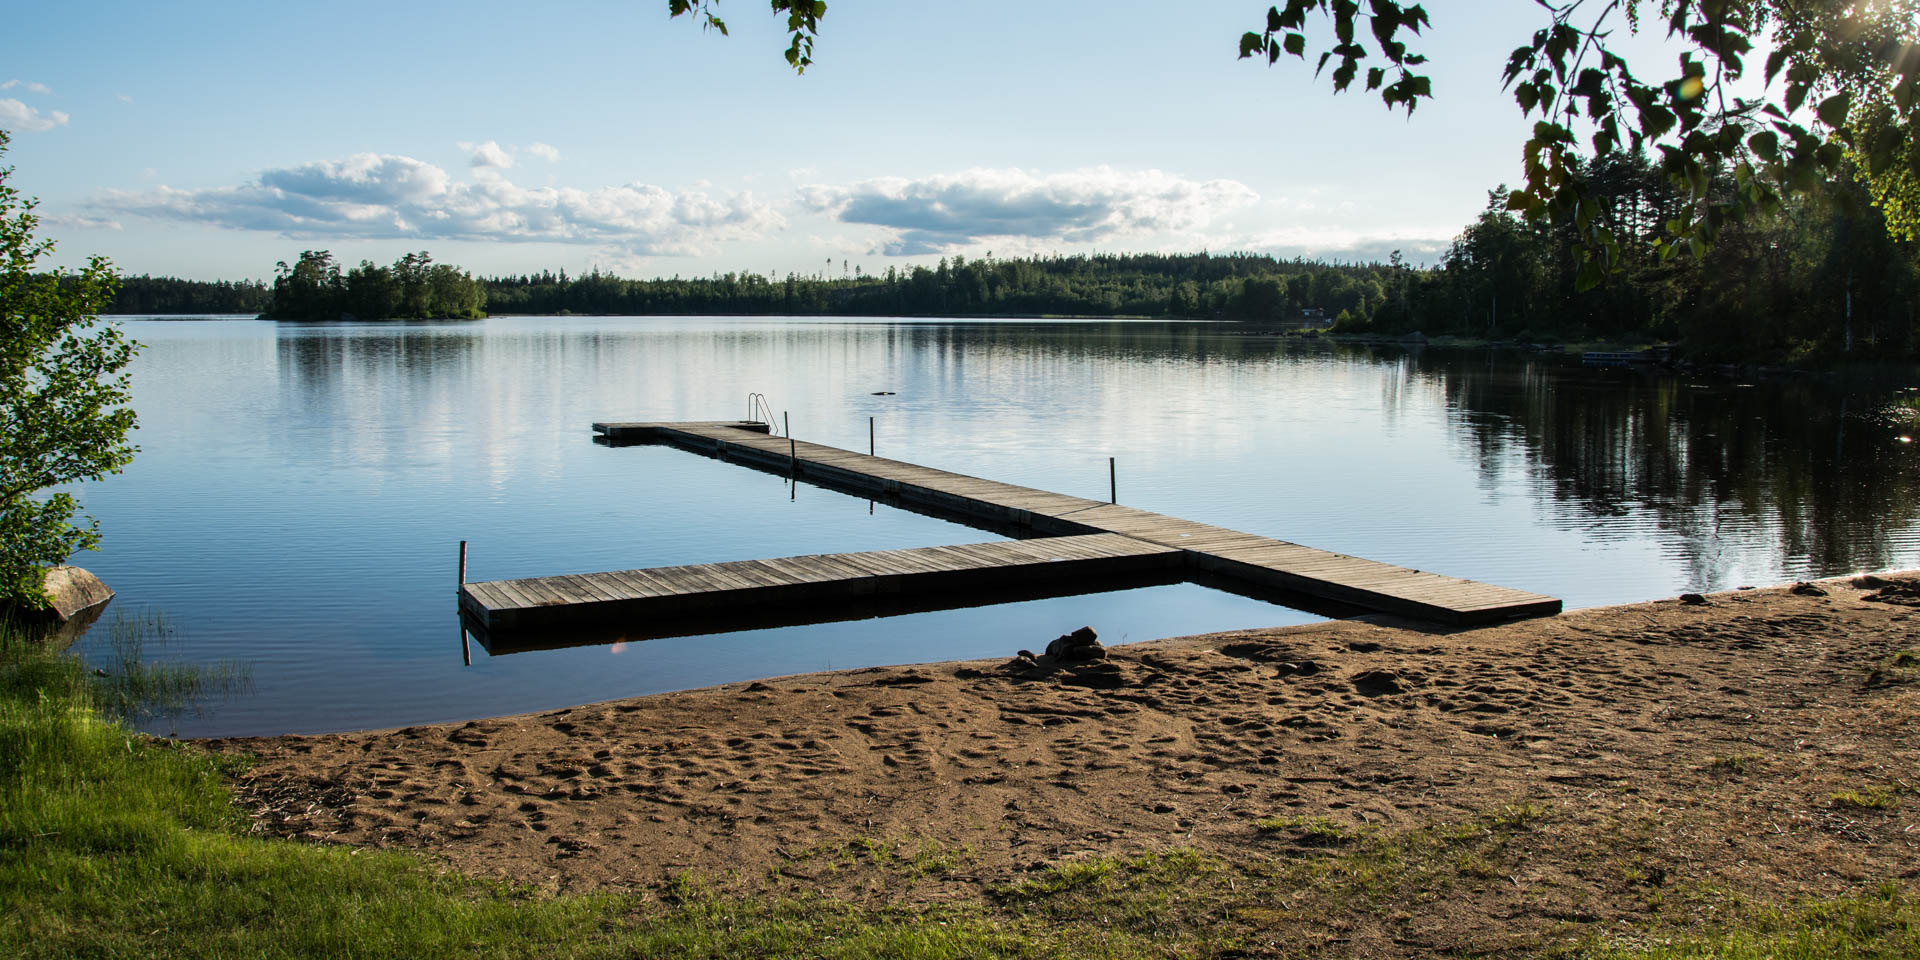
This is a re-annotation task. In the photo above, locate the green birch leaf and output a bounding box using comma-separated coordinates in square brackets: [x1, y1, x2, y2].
[1815, 92, 1852, 130]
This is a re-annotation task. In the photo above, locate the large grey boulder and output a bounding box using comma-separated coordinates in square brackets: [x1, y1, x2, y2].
[40, 565, 115, 625]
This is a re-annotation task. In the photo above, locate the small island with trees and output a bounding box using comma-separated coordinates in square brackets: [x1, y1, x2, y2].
[261, 250, 486, 322]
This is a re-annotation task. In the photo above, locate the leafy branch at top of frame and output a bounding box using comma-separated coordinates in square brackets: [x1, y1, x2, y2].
[1243, 1, 1920, 287]
[669, 0, 827, 73]
[1239, 0, 1436, 113]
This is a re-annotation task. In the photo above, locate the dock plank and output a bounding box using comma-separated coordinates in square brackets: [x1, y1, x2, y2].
[509, 578, 576, 607]
[462, 533, 1191, 630]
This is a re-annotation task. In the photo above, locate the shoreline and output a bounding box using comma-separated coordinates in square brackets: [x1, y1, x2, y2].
[206, 572, 1918, 943]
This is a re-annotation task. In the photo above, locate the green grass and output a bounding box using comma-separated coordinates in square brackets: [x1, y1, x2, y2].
[1251, 813, 1362, 844]
[994, 849, 1235, 952]
[1579, 883, 1920, 959]
[1866, 649, 1920, 688]
[1264, 801, 1550, 912]
[991, 804, 1557, 954]
[1711, 752, 1767, 774]
[1830, 782, 1913, 811]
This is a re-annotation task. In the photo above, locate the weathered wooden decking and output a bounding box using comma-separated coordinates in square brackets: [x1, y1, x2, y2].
[460, 533, 1181, 630]
[457, 420, 1560, 634]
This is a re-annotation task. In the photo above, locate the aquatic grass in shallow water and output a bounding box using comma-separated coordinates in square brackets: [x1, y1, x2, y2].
[83, 609, 251, 729]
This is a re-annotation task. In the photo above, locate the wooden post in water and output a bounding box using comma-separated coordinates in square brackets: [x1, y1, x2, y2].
[786, 412, 796, 479]
[458, 540, 472, 664]
[869, 416, 875, 457]
[1109, 458, 1116, 504]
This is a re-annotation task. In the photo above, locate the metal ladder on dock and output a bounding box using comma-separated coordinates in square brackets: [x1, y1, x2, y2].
[746, 392, 781, 435]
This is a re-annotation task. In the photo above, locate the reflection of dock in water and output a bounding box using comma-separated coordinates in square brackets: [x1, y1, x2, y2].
[458, 420, 1562, 648]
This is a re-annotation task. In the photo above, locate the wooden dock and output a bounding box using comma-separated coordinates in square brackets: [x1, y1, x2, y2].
[460, 533, 1181, 631]
[459, 420, 1561, 636]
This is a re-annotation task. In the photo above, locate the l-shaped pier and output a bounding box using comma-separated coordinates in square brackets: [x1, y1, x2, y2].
[456, 420, 1560, 639]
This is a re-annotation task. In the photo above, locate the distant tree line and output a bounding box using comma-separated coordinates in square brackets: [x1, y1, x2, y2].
[112, 252, 1408, 325]
[262, 251, 486, 322]
[108, 275, 268, 315]
[481, 253, 1393, 322]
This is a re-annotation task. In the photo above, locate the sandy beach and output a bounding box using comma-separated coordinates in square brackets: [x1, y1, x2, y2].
[207, 573, 1919, 953]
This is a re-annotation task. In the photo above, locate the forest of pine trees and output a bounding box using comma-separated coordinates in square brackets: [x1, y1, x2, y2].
[479, 252, 1389, 322]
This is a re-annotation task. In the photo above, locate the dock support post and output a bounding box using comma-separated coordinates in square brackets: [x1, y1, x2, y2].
[458, 540, 468, 589]
[869, 416, 874, 457]
[786, 412, 796, 479]
[1109, 458, 1116, 504]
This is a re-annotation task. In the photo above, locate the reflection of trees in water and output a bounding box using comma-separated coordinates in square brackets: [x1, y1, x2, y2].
[270, 321, 1917, 581]
[853, 321, 1277, 367]
[1430, 352, 1920, 580]
[272, 328, 489, 469]
[817, 323, 1461, 392]
[275, 327, 484, 395]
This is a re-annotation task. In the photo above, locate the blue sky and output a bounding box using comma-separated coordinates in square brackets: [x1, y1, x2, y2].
[4, 1, 1706, 281]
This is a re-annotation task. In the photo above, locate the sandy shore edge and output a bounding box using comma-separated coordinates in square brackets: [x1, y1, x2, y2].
[205, 572, 1920, 952]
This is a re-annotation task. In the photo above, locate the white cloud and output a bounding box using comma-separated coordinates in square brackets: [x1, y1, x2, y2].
[42, 214, 123, 231]
[461, 139, 514, 169]
[525, 142, 560, 162]
[0, 98, 69, 132]
[116, 93, 134, 104]
[1240, 225, 1453, 265]
[98, 151, 784, 256]
[800, 167, 1259, 255]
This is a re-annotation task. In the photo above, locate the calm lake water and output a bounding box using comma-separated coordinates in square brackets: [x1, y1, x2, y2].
[69, 316, 1920, 737]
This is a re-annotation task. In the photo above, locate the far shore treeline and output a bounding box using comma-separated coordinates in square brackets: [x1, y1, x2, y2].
[108, 156, 1918, 363]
